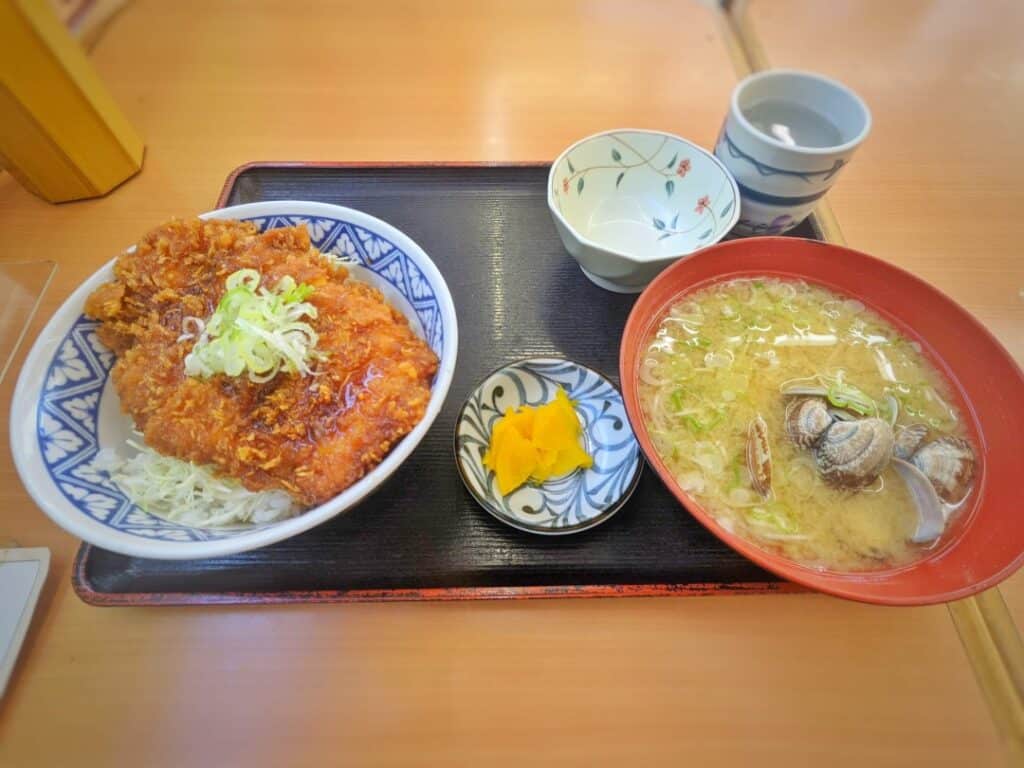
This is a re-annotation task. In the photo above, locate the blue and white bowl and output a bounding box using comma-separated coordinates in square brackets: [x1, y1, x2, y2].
[455, 357, 642, 535]
[9, 201, 458, 560]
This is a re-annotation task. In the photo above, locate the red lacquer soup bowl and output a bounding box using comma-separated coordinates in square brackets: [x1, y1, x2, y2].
[620, 237, 1024, 605]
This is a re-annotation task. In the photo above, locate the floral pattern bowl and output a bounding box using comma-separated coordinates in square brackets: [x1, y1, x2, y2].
[9, 201, 458, 560]
[454, 357, 642, 535]
[548, 129, 740, 293]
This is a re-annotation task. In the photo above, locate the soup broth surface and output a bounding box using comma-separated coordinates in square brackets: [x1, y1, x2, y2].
[639, 277, 969, 571]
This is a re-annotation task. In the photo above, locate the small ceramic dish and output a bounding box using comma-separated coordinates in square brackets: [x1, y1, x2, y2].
[454, 357, 642, 535]
[548, 129, 740, 293]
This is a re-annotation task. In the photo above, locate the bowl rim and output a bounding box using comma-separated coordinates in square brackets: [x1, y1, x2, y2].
[546, 128, 741, 264]
[452, 354, 643, 536]
[619, 236, 1024, 605]
[9, 200, 458, 560]
[731, 68, 873, 156]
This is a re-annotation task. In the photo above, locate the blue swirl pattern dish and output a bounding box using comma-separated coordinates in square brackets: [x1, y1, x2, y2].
[10, 201, 458, 560]
[455, 357, 642, 535]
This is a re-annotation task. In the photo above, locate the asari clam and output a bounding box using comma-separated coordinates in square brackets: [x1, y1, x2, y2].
[814, 417, 895, 490]
[784, 396, 832, 448]
[893, 423, 929, 460]
[911, 436, 976, 506]
[778, 388, 976, 544]
[746, 415, 772, 498]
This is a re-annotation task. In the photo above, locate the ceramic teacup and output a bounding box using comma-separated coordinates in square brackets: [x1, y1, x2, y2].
[714, 69, 871, 236]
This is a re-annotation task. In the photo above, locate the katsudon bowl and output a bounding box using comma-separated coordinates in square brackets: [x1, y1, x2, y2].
[10, 201, 458, 560]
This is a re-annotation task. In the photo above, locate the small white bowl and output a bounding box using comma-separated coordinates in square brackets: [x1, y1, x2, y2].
[10, 201, 458, 560]
[548, 129, 740, 293]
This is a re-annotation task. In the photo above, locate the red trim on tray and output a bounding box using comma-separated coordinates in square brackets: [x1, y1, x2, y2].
[73, 544, 800, 606]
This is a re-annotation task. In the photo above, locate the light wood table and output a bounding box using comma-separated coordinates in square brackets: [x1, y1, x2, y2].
[0, 1, 1018, 765]
[742, 0, 1024, 617]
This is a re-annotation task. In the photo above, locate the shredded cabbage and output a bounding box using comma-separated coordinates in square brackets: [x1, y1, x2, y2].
[96, 442, 297, 527]
[182, 268, 323, 383]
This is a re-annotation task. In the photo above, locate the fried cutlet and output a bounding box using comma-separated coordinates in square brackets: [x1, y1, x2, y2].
[85, 218, 439, 506]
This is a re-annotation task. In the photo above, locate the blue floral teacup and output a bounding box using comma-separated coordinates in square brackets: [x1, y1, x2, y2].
[715, 69, 871, 236]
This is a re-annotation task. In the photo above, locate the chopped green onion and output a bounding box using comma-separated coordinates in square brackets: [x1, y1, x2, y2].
[747, 504, 799, 534]
[730, 455, 744, 488]
[670, 389, 686, 411]
[826, 381, 876, 416]
[681, 409, 724, 434]
[183, 269, 323, 383]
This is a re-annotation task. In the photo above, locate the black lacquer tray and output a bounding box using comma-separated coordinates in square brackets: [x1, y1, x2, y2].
[73, 162, 818, 605]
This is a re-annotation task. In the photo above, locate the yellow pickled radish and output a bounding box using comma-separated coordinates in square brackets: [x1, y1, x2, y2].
[536, 447, 560, 475]
[492, 426, 538, 495]
[502, 407, 536, 440]
[481, 387, 592, 495]
[545, 441, 594, 477]
[533, 388, 581, 451]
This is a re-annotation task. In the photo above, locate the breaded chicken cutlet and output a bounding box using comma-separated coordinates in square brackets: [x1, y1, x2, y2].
[85, 218, 438, 506]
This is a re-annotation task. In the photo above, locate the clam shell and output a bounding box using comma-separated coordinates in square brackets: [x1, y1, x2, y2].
[746, 415, 772, 498]
[892, 458, 946, 543]
[911, 436, 976, 505]
[784, 396, 832, 448]
[893, 423, 929, 461]
[827, 407, 856, 422]
[814, 417, 895, 489]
